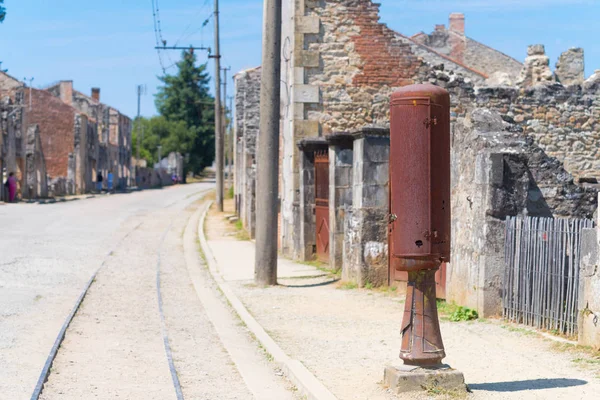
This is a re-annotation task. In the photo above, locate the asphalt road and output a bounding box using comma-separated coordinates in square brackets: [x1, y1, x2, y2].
[0, 183, 232, 399]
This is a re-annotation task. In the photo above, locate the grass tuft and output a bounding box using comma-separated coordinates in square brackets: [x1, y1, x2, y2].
[339, 281, 358, 290]
[436, 300, 478, 322]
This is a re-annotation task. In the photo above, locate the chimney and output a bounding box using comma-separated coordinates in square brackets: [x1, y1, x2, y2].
[91, 87, 100, 102]
[449, 13, 465, 35]
[435, 24, 445, 32]
[59, 80, 73, 106]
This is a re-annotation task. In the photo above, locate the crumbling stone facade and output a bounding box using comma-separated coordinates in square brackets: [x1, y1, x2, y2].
[448, 108, 597, 317]
[279, 0, 487, 260]
[25, 124, 48, 199]
[0, 93, 26, 201]
[579, 215, 600, 349]
[234, 67, 261, 238]
[555, 47, 585, 86]
[422, 45, 600, 184]
[155, 151, 184, 179]
[24, 87, 97, 196]
[48, 82, 133, 190]
[235, 3, 600, 317]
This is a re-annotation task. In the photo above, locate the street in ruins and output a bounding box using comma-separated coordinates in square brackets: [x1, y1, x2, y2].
[2, 1, 600, 399]
[0, 184, 298, 400]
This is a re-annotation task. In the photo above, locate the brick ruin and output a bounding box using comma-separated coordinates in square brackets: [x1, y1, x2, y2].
[0, 72, 135, 199]
[234, 1, 600, 320]
[0, 79, 48, 200]
[47, 81, 133, 191]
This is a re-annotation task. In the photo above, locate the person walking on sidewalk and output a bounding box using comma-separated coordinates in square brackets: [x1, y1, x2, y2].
[96, 172, 103, 193]
[4, 172, 17, 203]
[107, 171, 114, 193]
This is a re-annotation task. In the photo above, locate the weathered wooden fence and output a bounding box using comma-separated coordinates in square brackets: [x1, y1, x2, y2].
[504, 216, 594, 335]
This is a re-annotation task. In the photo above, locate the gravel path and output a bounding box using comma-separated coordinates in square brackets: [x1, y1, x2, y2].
[206, 201, 600, 400]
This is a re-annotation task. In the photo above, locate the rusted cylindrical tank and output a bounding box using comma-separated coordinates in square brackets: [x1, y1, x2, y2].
[389, 84, 451, 367]
[389, 83, 451, 273]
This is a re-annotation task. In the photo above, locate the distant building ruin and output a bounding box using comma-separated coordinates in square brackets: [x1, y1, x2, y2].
[47, 81, 133, 190]
[0, 71, 135, 199]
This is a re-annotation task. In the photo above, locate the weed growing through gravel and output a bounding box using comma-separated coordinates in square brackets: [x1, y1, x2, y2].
[299, 259, 342, 279]
[449, 306, 478, 322]
[552, 341, 600, 358]
[339, 281, 358, 290]
[233, 219, 251, 241]
[573, 357, 600, 365]
[436, 300, 478, 322]
[500, 325, 537, 336]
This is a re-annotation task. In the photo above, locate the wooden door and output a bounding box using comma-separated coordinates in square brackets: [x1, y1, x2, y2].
[315, 150, 330, 263]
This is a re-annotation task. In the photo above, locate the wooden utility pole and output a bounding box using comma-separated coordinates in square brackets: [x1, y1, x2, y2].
[254, 0, 282, 286]
[213, 0, 224, 211]
[221, 66, 230, 190]
[228, 95, 234, 189]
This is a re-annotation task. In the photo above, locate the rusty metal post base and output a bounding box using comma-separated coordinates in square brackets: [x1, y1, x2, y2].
[400, 270, 446, 366]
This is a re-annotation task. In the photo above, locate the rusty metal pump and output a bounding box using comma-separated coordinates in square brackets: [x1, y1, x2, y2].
[389, 83, 451, 366]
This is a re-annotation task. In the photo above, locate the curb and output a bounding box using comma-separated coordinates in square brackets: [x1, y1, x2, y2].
[198, 201, 338, 400]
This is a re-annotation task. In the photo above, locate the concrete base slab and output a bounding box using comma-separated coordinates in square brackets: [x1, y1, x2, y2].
[384, 364, 467, 394]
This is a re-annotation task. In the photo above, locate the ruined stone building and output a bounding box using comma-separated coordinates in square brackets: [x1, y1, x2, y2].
[0, 72, 48, 200]
[155, 152, 184, 179]
[24, 86, 98, 196]
[235, 1, 600, 323]
[47, 82, 133, 190]
[0, 72, 102, 197]
[234, 66, 261, 239]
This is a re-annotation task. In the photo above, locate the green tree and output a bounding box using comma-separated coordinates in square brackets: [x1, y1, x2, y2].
[155, 51, 215, 174]
[0, 0, 6, 23]
[132, 116, 192, 167]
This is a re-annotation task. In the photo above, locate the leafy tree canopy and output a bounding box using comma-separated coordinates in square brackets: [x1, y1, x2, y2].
[154, 51, 215, 174]
[0, 0, 6, 23]
[132, 116, 191, 167]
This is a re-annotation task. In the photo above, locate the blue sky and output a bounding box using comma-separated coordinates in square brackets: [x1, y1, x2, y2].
[0, 0, 598, 118]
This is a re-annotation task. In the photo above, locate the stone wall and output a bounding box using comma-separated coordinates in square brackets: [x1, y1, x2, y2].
[279, 0, 486, 261]
[448, 108, 597, 317]
[26, 88, 75, 183]
[136, 167, 174, 189]
[579, 217, 600, 349]
[421, 46, 600, 184]
[326, 133, 354, 271]
[0, 93, 26, 201]
[342, 128, 390, 286]
[303, 0, 486, 135]
[234, 67, 261, 239]
[48, 83, 132, 190]
[25, 124, 48, 199]
[555, 48, 585, 86]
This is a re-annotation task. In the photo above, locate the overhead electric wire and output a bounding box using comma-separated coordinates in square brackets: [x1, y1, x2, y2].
[151, 0, 167, 73]
[174, 0, 212, 47]
[151, 0, 176, 72]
